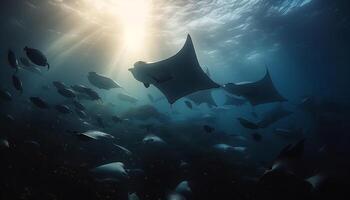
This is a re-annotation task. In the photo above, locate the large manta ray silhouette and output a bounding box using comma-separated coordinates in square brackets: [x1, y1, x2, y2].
[223, 69, 286, 106]
[129, 34, 220, 104]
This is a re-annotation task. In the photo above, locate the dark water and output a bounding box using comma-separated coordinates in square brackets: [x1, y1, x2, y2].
[0, 0, 349, 200]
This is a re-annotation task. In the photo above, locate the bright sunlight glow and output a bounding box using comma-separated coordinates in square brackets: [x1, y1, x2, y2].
[79, 0, 152, 52]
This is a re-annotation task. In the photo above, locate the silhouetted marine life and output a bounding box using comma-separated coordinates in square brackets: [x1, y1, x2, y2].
[22, 65, 43, 76]
[305, 173, 327, 190]
[29, 97, 49, 109]
[203, 125, 215, 133]
[269, 139, 305, 173]
[167, 193, 186, 200]
[0, 89, 12, 101]
[129, 34, 220, 104]
[52, 81, 67, 90]
[77, 130, 114, 140]
[238, 105, 292, 129]
[91, 162, 128, 182]
[88, 72, 122, 90]
[184, 100, 193, 109]
[121, 105, 169, 122]
[112, 115, 123, 123]
[186, 89, 217, 107]
[258, 104, 292, 128]
[12, 75, 23, 93]
[142, 134, 166, 145]
[252, 132, 262, 142]
[0, 139, 10, 149]
[19, 57, 31, 67]
[8, 49, 19, 71]
[24, 46, 50, 70]
[75, 109, 87, 119]
[117, 93, 138, 104]
[72, 100, 85, 111]
[55, 105, 71, 114]
[114, 144, 132, 155]
[57, 88, 76, 98]
[213, 143, 246, 153]
[174, 180, 192, 198]
[237, 117, 260, 129]
[224, 94, 247, 106]
[128, 193, 140, 200]
[83, 88, 101, 101]
[223, 69, 286, 106]
[71, 84, 89, 93]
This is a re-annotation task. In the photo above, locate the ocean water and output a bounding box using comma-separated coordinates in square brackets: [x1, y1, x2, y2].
[0, 0, 349, 200]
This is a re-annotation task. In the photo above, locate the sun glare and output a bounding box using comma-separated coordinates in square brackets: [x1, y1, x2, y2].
[116, 0, 151, 52]
[80, 0, 152, 52]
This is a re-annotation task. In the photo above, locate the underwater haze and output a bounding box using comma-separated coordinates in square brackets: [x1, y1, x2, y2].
[0, 0, 350, 200]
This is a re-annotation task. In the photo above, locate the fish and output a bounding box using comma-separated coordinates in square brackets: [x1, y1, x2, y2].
[117, 93, 138, 104]
[52, 81, 67, 90]
[129, 34, 220, 104]
[223, 69, 286, 106]
[12, 75, 23, 93]
[29, 97, 49, 109]
[213, 143, 246, 153]
[24, 46, 50, 70]
[71, 84, 89, 93]
[91, 162, 128, 182]
[114, 144, 132, 155]
[174, 180, 192, 197]
[8, 49, 19, 71]
[0, 139, 10, 149]
[76, 130, 114, 140]
[269, 139, 305, 173]
[57, 88, 76, 98]
[55, 105, 71, 114]
[0, 89, 12, 101]
[128, 193, 140, 200]
[258, 104, 292, 128]
[88, 72, 122, 90]
[75, 109, 87, 119]
[184, 100, 193, 109]
[142, 134, 166, 145]
[237, 117, 260, 129]
[21, 65, 43, 76]
[203, 125, 215, 133]
[19, 57, 31, 67]
[72, 100, 85, 111]
[83, 88, 101, 101]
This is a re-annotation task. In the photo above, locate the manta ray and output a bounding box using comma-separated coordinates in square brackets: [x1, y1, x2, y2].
[186, 89, 217, 107]
[223, 69, 286, 106]
[129, 34, 220, 104]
